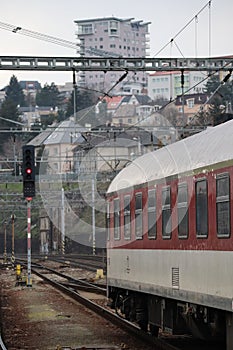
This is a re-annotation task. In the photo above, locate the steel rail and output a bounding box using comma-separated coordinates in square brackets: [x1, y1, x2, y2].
[32, 267, 180, 350]
[0, 335, 7, 350]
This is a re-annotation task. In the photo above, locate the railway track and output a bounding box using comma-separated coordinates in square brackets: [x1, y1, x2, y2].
[30, 262, 181, 350]
[3, 258, 221, 349]
[0, 335, 7, 350]
[31, 261, 225, 350]
[16, 253, 107, 272]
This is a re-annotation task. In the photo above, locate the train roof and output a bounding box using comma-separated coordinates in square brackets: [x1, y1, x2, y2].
[107, 120, 233, 194]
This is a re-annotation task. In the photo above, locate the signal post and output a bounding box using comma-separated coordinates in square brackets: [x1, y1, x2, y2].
[22, 145, 35, 287]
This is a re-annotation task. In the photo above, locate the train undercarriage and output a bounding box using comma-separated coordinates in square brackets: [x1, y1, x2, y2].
[108, 287, 233, 349]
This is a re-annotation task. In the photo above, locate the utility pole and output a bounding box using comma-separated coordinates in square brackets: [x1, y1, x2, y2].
[61, 188, 65, 255]
[27, 198, 32, 287]
[11, 214, 15, 267]
[3, 220, 7, 263]
[92, 177, 96, 256]
[73, 69, 77, 120]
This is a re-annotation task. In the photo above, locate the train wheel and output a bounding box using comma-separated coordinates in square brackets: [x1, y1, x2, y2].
[149, 324, 159, 337]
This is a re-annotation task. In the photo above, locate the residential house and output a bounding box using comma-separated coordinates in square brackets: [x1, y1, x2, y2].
[174, 93, 210, 124]
[19, 106, 58, 130]
[42, 118, 86, 174]
[111, 94, 155, 126]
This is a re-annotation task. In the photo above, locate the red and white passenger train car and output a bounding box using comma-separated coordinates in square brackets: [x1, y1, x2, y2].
[106, 120, 233, 349]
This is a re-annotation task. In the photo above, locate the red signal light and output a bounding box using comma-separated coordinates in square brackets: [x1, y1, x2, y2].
[26, 168, 32, 174]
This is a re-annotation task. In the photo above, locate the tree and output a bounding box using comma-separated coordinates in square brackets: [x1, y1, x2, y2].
[205, 74, 233, 124]
[65, 88, 97, 118]
[0, 99, 21, 153]
[5, 75, 26, 107]
[0, 75, 25, 153]
[35, 82, 61, 108]
[0, 99, 20, 127]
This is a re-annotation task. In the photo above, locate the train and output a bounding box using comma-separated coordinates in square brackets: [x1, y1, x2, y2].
[106, 120, 233, 349]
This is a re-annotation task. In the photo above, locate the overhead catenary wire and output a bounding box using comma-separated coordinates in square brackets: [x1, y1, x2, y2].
[0, 21, 79, 50]
[153, 0, 212, 57]
[0, 2, 224, 139]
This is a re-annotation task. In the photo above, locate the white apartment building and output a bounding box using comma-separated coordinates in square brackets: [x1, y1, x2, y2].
[147, 71, 207, 101]
[74, 17, 151, 93]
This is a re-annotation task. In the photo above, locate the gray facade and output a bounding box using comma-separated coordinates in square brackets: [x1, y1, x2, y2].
[74, 17, 151, 94]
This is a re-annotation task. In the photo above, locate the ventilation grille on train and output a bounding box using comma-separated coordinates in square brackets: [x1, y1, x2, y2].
[172, 267, 180, 289]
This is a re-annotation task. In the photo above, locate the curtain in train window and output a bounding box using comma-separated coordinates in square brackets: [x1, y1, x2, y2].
[135, 193, 143, 239]
[196, 179, 208, 237]
[124, 195, 131, 240]
[162, 186, 172, 238]
[216, 173, 230, 237]
[113, 198, 120, 240]
[177, 183, 188, 238]
[148, 189, 156, 239]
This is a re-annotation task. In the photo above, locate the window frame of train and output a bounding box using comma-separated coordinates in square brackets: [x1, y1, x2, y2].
[113, 198, 120, 240]
[195, 178, 208, 238]
[106, 201, 110, 241]
[177, 182, 189, 239]
[148, 188, 156, 239]
[216, 172, 230, 238]
[135, 192, 143, 239]
[162, 186, 172, 239]
[124, 195, 131, 240]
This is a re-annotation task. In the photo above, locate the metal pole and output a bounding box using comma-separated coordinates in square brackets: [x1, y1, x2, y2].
[92, 177, 96, 256]
[13, 134, 16, 178]
[73, 69, 76, 120]
[181, 69, 185, 122]
[27, 198, 32, 287]
[61, 188, 65, 254]
[11, 214, 15, 266]
[3, 221, 7, 263]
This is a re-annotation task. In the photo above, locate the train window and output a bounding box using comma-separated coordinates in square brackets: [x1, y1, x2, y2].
[124, 195, 131, 240]
[148, 189, 156, 239]
[177, 183, 189, 238]
[216, 173, 230, 237]
[162, 186, 172, 238]
[135, 192, 143, 239]
[106, 202, 110, 241]
[113, 198, 120, 240]
[196, 179, 208, 237]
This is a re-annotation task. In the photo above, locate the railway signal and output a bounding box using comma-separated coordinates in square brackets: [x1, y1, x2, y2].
[22, 145, 35, 198]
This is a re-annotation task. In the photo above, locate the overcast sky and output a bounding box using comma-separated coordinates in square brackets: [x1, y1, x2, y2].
[0, 0, 232, 88]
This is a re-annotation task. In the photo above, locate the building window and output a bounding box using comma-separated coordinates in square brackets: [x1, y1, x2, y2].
[177, 183, 188, 238]
[124, 195, 131, 240]
[216, 173, 230, 237]
[109, 20, 119, 36]
[187, 99, 194, 108]
[135, 192, 143, 239]
[79, 24, 93, 35]
[162, 186, 172, 238]
[114, 198, 120, 240]
[148, 189, 156, 239]
[196, 179, 208, 237]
